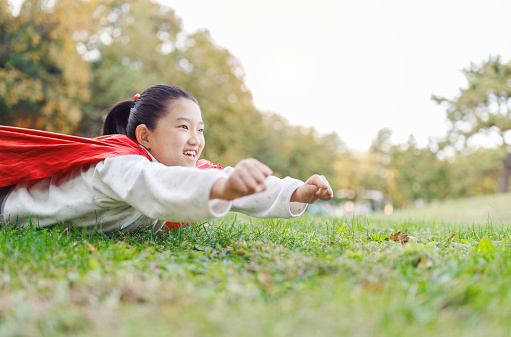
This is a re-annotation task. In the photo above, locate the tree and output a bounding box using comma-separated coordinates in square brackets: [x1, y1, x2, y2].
[0, 0, 95, 133]
[433, 57, 511, 192]
[447, 148, 501, 198]
[388, 136, 452, 207]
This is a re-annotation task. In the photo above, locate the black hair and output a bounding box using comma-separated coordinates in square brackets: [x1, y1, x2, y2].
[103, 84, 199, 140]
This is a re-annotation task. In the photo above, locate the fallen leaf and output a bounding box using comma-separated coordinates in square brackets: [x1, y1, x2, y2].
[363, 280, 384, 292]
[257, 272, 274, 292]
[120, 288, 146, 303]
[389, 232, 410, 243]
[86, 243, 95, 253]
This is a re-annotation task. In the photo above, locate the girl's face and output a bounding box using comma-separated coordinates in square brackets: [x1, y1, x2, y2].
[140, 98, 205, 167]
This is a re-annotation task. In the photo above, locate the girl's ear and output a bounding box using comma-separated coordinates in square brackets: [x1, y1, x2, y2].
[135, 124, 151, 149]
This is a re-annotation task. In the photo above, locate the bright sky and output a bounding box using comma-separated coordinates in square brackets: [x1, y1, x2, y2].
[160, 0, 511, 151]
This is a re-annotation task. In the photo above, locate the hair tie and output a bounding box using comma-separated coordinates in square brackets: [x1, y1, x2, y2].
[131, 93, 140, 110]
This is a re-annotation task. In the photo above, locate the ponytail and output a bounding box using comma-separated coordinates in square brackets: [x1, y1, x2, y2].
[103, 100, 132, 136]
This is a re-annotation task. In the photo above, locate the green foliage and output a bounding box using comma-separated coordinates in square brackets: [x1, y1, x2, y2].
[389, 137, 445, 205]
[254, 113, 342, 181]
[389, 143, 502, 207]
[0, 0, 95, 133]
[335, 129, 504, 208]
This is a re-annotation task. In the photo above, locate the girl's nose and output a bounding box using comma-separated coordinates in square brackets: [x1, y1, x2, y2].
[188, 132, 200, 146]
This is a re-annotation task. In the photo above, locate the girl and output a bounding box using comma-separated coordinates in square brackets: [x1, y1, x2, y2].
[0, 84, 333, 234]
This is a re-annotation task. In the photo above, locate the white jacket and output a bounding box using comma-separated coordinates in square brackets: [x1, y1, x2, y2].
[1, 154, 306, 234]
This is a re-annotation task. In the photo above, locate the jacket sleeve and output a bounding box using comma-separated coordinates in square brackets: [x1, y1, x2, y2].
[93, 155, 232, 222]
[222, 167, 308, 218]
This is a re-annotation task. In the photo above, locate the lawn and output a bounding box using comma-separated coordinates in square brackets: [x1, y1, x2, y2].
[371, 192, 511, 225]
[1, 197, 511, 336]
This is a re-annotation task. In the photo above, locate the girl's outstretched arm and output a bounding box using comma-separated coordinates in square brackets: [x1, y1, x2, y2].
[290, 174, 334, 204]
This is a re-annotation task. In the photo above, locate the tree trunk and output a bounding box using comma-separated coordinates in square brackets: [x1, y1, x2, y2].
[498, 152, 511, 193]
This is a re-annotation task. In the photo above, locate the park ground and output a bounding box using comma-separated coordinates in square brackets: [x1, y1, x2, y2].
[1, 194, 511, 336]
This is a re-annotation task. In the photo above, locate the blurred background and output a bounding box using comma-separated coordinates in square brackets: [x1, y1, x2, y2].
[2, 0, 511, 217]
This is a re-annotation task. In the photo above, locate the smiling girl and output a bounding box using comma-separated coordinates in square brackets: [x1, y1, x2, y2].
[0, 84, 333, 234]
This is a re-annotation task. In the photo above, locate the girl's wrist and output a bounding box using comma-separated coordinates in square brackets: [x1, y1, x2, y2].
[290, 186, 301, 203]
[210, 178, 228, 200]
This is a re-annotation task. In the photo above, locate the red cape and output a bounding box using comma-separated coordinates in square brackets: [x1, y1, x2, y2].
[0, 125, 222, 188]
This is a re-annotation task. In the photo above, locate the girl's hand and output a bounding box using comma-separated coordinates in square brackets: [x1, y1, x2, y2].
[290, 174, 334, 204]
[210, 158, 273, 200]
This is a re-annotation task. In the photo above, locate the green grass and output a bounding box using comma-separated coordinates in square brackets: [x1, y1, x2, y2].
[1, 202, 511, 336]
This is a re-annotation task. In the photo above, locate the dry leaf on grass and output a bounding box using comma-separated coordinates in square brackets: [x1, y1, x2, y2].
[389, 232, 410, 243]
[257, 272, 275, 292]
[363, 280, 384, 292]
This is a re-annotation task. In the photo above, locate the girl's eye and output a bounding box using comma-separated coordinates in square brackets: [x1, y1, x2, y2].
[179, 125, 188, 130]
[198, 128, 204, 133]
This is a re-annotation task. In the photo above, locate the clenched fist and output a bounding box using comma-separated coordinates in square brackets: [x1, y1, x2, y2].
[290, 174, 333, 204]
[210, 158, 273, 201]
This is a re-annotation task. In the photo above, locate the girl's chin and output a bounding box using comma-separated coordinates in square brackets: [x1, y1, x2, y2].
[182, 159, 197, 167]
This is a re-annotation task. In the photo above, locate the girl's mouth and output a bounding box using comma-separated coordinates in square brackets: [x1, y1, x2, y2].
[183, 150, 197, 160]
